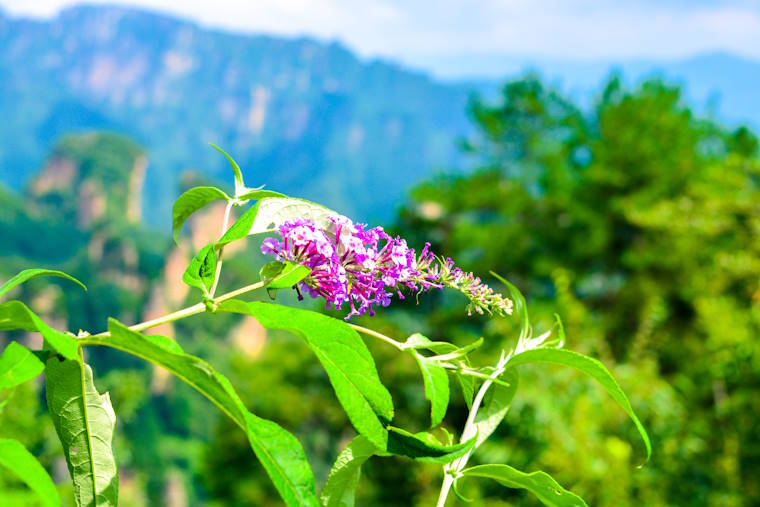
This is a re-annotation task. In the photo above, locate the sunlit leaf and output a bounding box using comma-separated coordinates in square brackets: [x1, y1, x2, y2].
[217, 197, 337, 247]
[412, 352, 449, 428]
[507, 348, 651, 460]
[260, 260, 311, 289]
[0, 268, 86, 299]
[219, 300, 394, 448]
[0, 341, 45, 389]
[236, 188, 286, 202]
[459, 464, 588, 507]
[45, 357, 118, 506]
[83, 320, 320, 507]
[182, 244, 217, 294]
[171, 186, 229, 244]
[0, 438, 60, 507]
[320, 435, 379, 507]
[0, 301, 79, 360]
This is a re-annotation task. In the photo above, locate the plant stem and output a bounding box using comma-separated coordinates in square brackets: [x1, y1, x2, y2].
[348, 323, 406, 350]
[209, 200, 234, 298]
[88, 281, 265, 338]
[435, 351, 510, 507]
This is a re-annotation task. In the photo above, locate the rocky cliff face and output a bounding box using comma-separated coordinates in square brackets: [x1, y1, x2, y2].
[0, 5, 473, 226]
[2, 132, 269, 394]
[29, 132, 146, 229]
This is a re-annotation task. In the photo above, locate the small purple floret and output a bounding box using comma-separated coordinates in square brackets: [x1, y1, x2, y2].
[261, 214, 513, 319]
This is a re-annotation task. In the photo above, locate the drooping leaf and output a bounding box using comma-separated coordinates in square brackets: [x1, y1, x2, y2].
[320, 435, 380, 507]
[456, 372, 475, 410]
[0, 438, 60, 507]
[411, 351, 449, 428]
[0, 268, 86, 299]
[459, 464, 588, 507]
[45, 357, 118, 507]
[171, 186, 229, 244]
[260, 260, 312, 289]
[219, 300, 394, 448]
[386, 426, 475, 464]
[217, 197, 337, 247]
[209, 143, 246, 197]
[507, 348, 651, 460]
[404, 334, 476, 409]
[0, 301, 79, 360]
[182, 244, 218, 294]
[473, 368, 519, 446]
[0, 341, 45, 389]
[83, 320, 319, 506]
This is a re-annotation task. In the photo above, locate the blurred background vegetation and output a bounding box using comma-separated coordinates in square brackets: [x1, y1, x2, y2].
[1, 6, 759, 507]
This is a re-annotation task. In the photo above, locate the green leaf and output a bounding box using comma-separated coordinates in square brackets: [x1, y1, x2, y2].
[319, 428, 476, 506]
[182, 244, 218, 294]
[236, 188, 287, 202]
[0, 341, 45, 389]
[320, 435, 379, 507]
[459, 464, 588, 507]
[0, 438, 60, 507]
[260, 261, 312, 289]
[386, 426, 475, 464]
[507, 348, 651, 460]
[210, 143, 246, 197]
[404, 334, 476, 409]
[473, 368, 519, 446]
[403, 333, 454, 353]
[217, 197, 337, 247]
[0, 268, 86, 299]
[219, 300, 394, 448]
[45, 357, 118, 507]
[86, 320, 319, 506]
[208, 144, 284, 201]
[0, 301, 79, 360]
[171, 186, 229, 244]
[411, 351, 449, 428]
[458, 373, 476, 410]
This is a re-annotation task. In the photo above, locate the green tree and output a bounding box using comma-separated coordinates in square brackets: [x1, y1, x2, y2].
[396, 76, 760, 506]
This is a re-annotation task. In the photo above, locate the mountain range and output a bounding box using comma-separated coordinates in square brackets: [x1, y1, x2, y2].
[1, 5, 760, 226]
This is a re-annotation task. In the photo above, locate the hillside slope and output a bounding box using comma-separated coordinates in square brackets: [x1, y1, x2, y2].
[0, 5, 473, 225]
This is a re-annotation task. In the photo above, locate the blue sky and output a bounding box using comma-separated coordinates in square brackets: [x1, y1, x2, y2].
[2, 0, 759, 77]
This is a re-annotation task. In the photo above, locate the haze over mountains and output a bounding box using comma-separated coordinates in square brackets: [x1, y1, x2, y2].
[1, 4, 759, 226]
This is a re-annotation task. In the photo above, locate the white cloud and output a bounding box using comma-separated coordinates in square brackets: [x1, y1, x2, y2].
[2, 0, 759, 76]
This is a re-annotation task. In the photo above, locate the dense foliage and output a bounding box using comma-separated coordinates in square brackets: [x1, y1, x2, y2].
[395, 76, 760, 505]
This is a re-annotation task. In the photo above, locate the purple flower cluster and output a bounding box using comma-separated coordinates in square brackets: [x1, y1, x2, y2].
[261, 215, 513, 319]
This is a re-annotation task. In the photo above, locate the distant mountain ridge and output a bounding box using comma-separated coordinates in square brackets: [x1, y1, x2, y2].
[0, 5, 474, 225]
[1, 5, 759, 227]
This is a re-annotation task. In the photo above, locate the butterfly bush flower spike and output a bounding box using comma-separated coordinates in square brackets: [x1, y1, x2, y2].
[261, 214, 513, 319]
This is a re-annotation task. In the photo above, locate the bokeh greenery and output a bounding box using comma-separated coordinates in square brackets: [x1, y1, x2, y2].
[1, 74, 758, 506]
